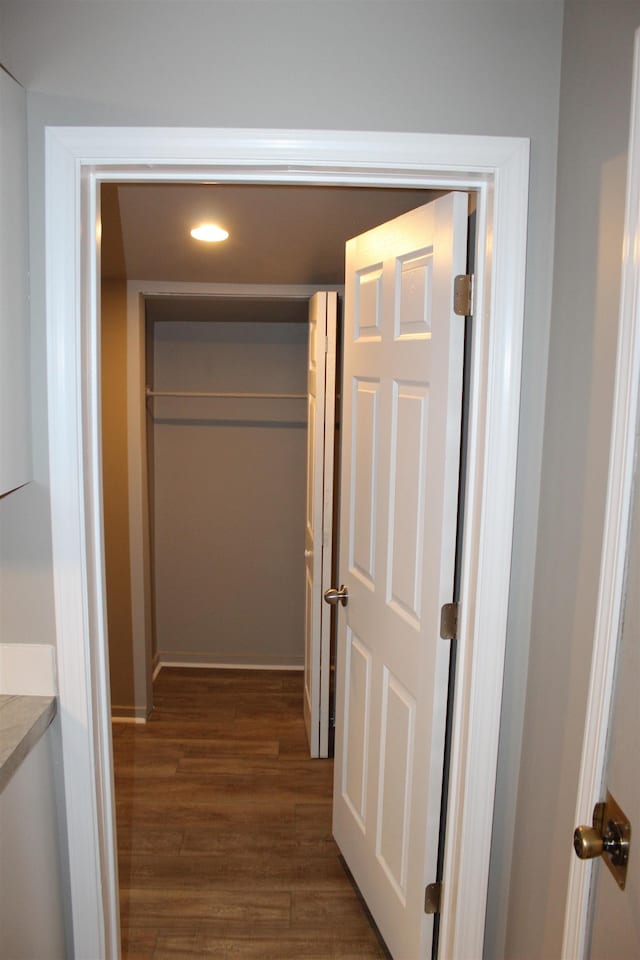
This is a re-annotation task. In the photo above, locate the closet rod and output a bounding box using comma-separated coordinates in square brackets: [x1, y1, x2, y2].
[146, 388, 306, 400]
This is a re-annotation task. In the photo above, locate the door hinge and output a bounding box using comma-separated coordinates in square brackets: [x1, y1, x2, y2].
[425, 881, 442, 915]
[453, 274, 473, 316]
[440, 602, 459, 641]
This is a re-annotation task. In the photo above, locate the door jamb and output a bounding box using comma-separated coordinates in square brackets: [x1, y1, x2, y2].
[562, 29, 640, 958]
[44, 127, 529, 959]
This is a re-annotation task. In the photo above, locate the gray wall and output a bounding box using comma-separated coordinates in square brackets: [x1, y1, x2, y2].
[502, 3, 640, 956]
[0, 721, 69, 959]
[151, 313, 308, 666]
[0, 1, 564, 953]
[0, 41, 71, 957]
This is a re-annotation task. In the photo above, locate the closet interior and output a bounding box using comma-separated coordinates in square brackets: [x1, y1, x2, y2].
[145, 294, 312, 673]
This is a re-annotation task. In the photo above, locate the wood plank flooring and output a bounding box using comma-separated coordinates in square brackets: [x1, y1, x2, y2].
[113, 667, 390, 959]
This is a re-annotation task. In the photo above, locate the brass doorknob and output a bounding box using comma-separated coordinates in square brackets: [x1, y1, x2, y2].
[574, 820, 629, 863]
[573, 825, 604, 860]
[324, 585, 349, 607]
[572, 792, 631, 889]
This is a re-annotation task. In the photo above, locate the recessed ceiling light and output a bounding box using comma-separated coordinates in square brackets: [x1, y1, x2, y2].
[190, 223, 229, 243]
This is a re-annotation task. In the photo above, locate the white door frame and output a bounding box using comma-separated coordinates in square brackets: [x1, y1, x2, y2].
[562, 30, 640, 958]
[44, 127, 529, 959]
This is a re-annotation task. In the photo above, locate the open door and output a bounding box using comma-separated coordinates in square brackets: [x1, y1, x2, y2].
[332, 194, 468, 958]
[304, 291, 338, 758]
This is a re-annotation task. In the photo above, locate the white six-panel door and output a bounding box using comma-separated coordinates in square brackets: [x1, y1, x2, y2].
[304, 291, 338, 758]
[332, 194, 468, 958]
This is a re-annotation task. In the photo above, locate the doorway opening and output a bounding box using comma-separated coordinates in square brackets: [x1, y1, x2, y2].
[99, 182, 442, 730]
[100, 182, 451, 956]
[102, 186, 469, 949]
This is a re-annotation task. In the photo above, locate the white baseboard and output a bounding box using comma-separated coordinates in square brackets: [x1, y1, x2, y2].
[0, 643, 58, 696]
[156, 659, 304, 672]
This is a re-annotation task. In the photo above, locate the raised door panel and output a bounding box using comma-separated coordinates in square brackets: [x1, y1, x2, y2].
[355, 265, 383, 341]
[342, 629, 372, 829]
[387, 382, 429, 627]
[350, 379, 380, 588]
[376, 668, 416, 903]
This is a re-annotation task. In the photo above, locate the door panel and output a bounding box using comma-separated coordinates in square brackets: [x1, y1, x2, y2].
[343, 629, 371, 827]
[377, 667, 415, 900]
[351, 379, 379, 585]
[303, 291, 338, 758]
[355, 266, 383, 338]
[388, 383, 428, 624]
[333, 194, 468, 958]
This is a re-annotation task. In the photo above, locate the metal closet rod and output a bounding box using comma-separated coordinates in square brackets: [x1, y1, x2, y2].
[146, 387, 306, 400]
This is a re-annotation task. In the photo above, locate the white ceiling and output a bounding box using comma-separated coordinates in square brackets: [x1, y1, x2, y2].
[101, 182, 442, 287]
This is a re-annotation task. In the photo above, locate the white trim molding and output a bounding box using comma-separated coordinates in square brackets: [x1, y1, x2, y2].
[156, 660, 305, 672]
[562, 29, 640, 960]
[44, 127, 529, 960]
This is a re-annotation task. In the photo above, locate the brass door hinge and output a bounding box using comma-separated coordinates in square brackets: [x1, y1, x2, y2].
[440, 602, 459, 641]
[453, 274, 474, 316]
[425, 881, 442, 914]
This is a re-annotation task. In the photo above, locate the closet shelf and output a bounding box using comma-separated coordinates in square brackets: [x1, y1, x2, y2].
[146, 388, 306, 401]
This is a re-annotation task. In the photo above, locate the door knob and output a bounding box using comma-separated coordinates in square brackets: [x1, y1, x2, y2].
[574, 818, 628, 864]
[324, 585, 349, 607]
[573, 791, 631, 889]
[573, 824, 604, 860]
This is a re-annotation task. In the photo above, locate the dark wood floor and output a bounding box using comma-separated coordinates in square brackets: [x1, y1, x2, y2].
[113, 667, 390, 959]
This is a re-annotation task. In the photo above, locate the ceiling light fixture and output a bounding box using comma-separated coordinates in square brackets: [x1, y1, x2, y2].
[190, 223, 229, 242]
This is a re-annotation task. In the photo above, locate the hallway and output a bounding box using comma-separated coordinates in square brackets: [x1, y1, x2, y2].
[113, 668, 390, 958]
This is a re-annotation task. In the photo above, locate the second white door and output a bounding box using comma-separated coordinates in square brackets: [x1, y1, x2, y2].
[304, 291, 338, 758]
